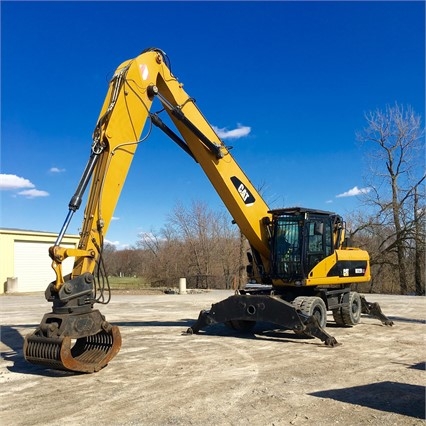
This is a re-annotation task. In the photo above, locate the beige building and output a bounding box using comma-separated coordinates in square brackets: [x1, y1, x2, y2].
[0, 229, 80, 294]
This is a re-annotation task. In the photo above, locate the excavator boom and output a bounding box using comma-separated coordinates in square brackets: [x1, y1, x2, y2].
[23, 48, 276, 372]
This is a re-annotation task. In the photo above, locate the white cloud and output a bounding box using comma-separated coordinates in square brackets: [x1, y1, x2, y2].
[105, 239, 121, 247]
[0, 173, 49, 198]
[0, 174, 35, 190]
[212, 123, 251, 140]
[336, 186, 371, 198]
[111, 216, 120, 221]
[17, 189, 49, 198]
[105, 239, 130, 250]
[49, 167, 66, 173]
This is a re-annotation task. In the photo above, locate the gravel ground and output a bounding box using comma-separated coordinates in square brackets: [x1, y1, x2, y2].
[1, 291, 425, 425]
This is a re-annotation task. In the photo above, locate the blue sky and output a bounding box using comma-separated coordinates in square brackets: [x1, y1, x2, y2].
[1, 1, 425, 248]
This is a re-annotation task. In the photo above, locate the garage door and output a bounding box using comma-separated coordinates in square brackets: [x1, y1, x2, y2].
[14, 241, 76, 292]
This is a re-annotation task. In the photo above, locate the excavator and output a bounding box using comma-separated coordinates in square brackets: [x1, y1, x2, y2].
[23, 48, 393, 373]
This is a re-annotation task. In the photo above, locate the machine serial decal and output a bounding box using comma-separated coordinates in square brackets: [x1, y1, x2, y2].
[327, 261, 368, 277]
[230, 176, 255, 206]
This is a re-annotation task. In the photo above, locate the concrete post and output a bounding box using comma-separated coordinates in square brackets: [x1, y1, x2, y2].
[179, 277, 187, 295]
[6, 277, 18, 293]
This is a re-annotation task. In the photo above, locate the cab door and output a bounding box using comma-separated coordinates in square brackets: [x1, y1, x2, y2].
[304, 217, 333, 273]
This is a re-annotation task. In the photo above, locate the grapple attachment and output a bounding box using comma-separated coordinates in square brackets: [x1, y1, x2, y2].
[24, 310, 121, 373]
[24, 273, 121, 373]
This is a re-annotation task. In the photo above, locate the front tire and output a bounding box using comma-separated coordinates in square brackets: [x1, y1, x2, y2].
[293, 296, 327, 329]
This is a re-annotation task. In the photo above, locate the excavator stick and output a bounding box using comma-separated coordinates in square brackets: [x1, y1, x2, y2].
[360, 295, 394, 326]
[187, 294, 339, 347]
[24, 274, 121, 373]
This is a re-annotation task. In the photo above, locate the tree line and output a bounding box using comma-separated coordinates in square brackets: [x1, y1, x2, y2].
[103, 201, 244, 290]
[102, 104, 425, 295]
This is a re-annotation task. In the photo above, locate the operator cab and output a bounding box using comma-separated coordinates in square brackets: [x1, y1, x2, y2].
[269, 207, 344, 283]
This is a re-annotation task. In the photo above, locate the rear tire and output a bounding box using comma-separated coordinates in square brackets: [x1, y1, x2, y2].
[342, 291, 361, 325]
[333, 291, 361, 326]
[332, 308, 346, 326]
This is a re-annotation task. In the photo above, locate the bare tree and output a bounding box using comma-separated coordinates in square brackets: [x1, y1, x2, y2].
[349, 213, 401, 294]
[100, 243, 118, 276]
[357, 103, 425, 295]
[137, 226, 186, 286]
[210, 209, 241, 288]
[114, 249, 143, 277]
[168, 201, 214, 279]
[136, 201, 242, 289]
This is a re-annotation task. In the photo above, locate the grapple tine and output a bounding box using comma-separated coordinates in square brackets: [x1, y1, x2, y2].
[60, 326, 121, 373]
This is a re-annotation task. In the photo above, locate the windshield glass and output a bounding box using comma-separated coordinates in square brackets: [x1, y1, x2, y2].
[273, 215, 303, 280]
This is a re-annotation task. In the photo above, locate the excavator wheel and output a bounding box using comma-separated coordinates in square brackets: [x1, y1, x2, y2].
[24, 326, 121, 373]
[293, 296, 327, 337]
[332, 291, 362, 327]
[293, 297, 327, 328]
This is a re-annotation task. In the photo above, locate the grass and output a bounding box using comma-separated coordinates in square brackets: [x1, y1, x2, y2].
[106, 276, 151, 290]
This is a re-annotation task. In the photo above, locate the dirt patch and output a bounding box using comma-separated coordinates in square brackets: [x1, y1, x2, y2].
[0, 291, 425, 425]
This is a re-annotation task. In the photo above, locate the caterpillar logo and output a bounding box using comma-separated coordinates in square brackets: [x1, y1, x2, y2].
[231, 176, 255, 206]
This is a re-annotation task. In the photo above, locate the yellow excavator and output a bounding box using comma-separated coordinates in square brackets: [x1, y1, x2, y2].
[24, 48, 393, 373]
